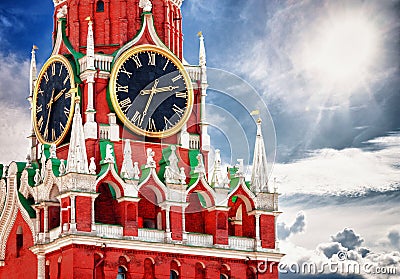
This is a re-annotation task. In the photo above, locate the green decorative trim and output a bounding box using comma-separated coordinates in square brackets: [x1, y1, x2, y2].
[230, 177, 240, 190]
[15, 162, 27, 190]
[231, 196, 238, 203]
[50, 158, 62, 177]
[18, 192, 36, 218]
[197, 192, 207, 208]
[139, 167, 151, 184]
[26, 167, 36, 187]
[0, 164, 3, 178]
[188, 149, 201, 187]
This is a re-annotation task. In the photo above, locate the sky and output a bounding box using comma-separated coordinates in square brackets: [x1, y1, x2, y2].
[0, 0, 399, 278]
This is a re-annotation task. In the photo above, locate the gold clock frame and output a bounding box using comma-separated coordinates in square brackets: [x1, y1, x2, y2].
[109, 44, 194, 138]
[32, 55, 77, 146]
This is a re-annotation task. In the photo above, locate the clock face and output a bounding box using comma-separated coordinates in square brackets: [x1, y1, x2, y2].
[33, 55, 76, 145]
[109, 45, 193, 138]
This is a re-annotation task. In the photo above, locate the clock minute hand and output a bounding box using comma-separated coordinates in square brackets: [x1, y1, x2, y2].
[44, 88, 55, 139]
[141, 79, 159, 124]
[140, 86, 179, 95]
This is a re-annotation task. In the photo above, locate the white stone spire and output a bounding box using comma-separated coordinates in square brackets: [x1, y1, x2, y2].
[198, 32, 210, 152]
[86, 17, 95, 70]
[29, 45, 38, 98]
[198, 32, 206, 68]
[251, 118, 269, 193]
[83, 17, 98, 139]
[139, 0, 152, 12]
[66, 98, 89, 174]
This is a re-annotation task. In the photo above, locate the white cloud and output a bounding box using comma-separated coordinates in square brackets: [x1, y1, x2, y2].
[272, 133, 400, 195]
[0, 53, 31, 164]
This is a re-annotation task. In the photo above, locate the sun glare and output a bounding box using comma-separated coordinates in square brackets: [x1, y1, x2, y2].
[302, 14, 379, 89]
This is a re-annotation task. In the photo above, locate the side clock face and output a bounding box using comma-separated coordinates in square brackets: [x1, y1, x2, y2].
[109, 45, 193, 138]
[33, 55, 76, 145]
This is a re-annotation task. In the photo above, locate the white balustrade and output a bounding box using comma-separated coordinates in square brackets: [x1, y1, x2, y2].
[95, 223, 123, 238]
[186, 232, 213, 247]
[49, 226, 61, 242]
[228, 236, 255, 251]
[79, 54, 113, 72]
[138, 228, 165, 243]
[189, 134, 200, 150]
[185, 65, 201, 82]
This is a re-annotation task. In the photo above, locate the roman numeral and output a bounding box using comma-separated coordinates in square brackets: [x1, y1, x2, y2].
[148, 118, 156, 131]
[131, 111, 143, 126]
[63, 75, 70, 85]
[148, 52, 156, 66]
[51, 63, 56, 76]
[36, 104, 43, 113]
[119, 98, 132, 113]
[120, 64, 132, 78]
[65, 91, 72, 99]
[37, 116, 44, 130]
[164, 116, 173, 129]
[60, 122, 65, 131]
[38, 89, 44, 95]
[131, 54, 142, 68]
[59, 65, 63, 76]
[163, 60, 169, 71]
[43, 72, 49, 83]
[64, 107, 70, 118]
[176, 91, 187, 98]
[172, 104, 184, 116]
[116, 83, 129, 93]
[44, 128, 49, 140]
[172, 74, 182, 83]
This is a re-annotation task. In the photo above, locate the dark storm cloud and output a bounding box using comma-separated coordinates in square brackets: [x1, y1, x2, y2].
[278, 211, 306, 240]
[331, 228, 364, 250]
[317, 242, 344, 259]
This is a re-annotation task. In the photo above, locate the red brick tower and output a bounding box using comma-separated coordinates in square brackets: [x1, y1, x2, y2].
[0, 1, 284, 278]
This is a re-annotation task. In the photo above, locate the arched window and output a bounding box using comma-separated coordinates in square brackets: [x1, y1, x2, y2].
[220, 264, 230, 279]
[57, 256, 62, 279]
[220, 275, 229, 279]
[16, 226, 23, 257]
[144, 258, 155, 279]
[170, 270, 179, 279]
[96, 0, 104, 12]
[116, 266, 126, 279]
[195, 262, 206, 279]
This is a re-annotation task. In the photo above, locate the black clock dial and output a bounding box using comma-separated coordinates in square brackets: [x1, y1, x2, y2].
[33, 56, 75, 145]
[110, 46, 193, 138]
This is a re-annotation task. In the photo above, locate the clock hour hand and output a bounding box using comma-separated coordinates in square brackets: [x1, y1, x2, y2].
[140, 86, 179, 95]
[44, 88, 55, 139]
[53, 88, 67, 102]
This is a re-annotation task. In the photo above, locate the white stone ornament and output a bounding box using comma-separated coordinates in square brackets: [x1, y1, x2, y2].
[56, 5, 67, 19]
[50, 144, 57, 159]
[179, 167, 186, 184]
[235, 159, 244, 178]
[34, 169, 42, 186]
[139, 0, 152, 12]
[121, 139, 134, 179]
[133, 162, 140, 180]
[165, 145, 180, 184]
[89, 157, 97, 175]
[145, 148, 156, 168]
[194, 153, 205, 175]
[59, 159, 66, 176]
[104, 144, 115, 163]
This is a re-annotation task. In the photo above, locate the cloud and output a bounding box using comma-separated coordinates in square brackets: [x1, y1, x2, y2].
[280, 227, 400, 279]
[273, 133, 400, 195]
[387, 230, 400, 250]
[331, 228, 364, 251]
[278, 211, 306, 240]
[0, 53, 31, 164]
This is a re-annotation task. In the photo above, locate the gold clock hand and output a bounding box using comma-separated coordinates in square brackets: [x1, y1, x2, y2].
[44, 88, 55, 139]
[53, 88, 67, 102]
[141, 79, 159, 123]
[140, 86, 179, 95]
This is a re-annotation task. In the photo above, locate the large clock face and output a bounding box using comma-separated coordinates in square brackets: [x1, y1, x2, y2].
[109, 45, 193, 138]
[33, 55, 76, 145]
